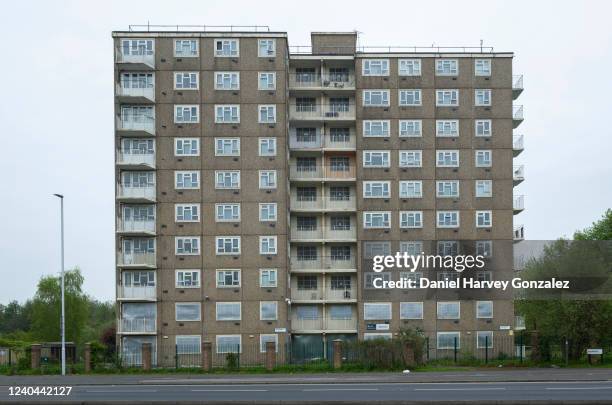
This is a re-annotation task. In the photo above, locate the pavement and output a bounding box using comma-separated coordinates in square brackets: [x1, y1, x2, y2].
[0, 368, 611, 403]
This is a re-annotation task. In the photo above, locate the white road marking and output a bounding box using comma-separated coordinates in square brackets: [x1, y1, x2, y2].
[546, 386, 612, 390]
[302, 388, 379, 391]
[191, 389, 267, 392]
[415, 387, 506, 391]
[86, 389, 157, 393]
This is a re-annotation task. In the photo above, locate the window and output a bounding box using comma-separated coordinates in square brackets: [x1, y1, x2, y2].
[121, 138, 154, 156]
[437, 301, 460, 319]
[296, 216, 316, 231]
[215, 138, 240, 156]
[363, 241, 391, 258]
[476, 241, 493, 257]
[363, 90, 390, 106]
[400, 302, 423, 319]
[437, 332, 460, 349]
[121, 39, 153, 56]
[175, 237, 200, 255]
[259, 138, 276, 156]
[259, 105, 276, 123]
[216, 269, 240, 287]
[122, 270, 155, 287]
[174, 39, 198, 57]
[121, 72, 154, 90]
[399, 151, 422, 168]
[475, 89, 491, 106]
[258, 39, 275, 57]
[362, 59, 389, 76]
[436, 59, 458, 75]
[215, 203, 240, 222]
[260, 269, 277, 287]
[174, 105, 199, 123]
[330, 216, 350, 231]
[176, 204, 200, 222]
[174, 72, 198, 89]
[216, 302, 241, 321]
[121, 105, 154, 124]
[176, 270, 200, 288]
[330, 275, 352, 291]
[259, 203, 277, 221]
[260, 334, 278, 353]
[331, 246, 351, 261]
[476, 211, 492, 228]
[214, 72, 239, 90]
[174, 138, 199, 156]
[475, 59, 491, 76]
[215, 105, 240, 123]
[363, 120, 390, 137]
[475, 180, 492, 197]
[215, 171, 240, 189]
[363, 181, 390, 198]
[175, 171, 199, 189]
[477, 331, 493, 349]
[476, 301, 493, 318]
[400, 241, 423, 256]
[399, 59, 421, 76]
[215, 39, 238, 57]
[364, 212, 391, 228]
[363, 151, 390, 167]
[436, 90, 459, 106]
[176, 335, 201, 355]
[437, 211, 459, 228]
[258, 170, 277, 189]
[400, 211, 423, 228]
[438, 241, 459, 256]
[475, 119, 492, 137]
[260, 236, 277, 255]
[364, 303, 392, 320]
[399, 181, 422, 198]
[436, 120, 459, 137]
[258, 72, 276, 90]
[436, 181, 459, 198]
[175, 303, 201, 321]
[399, 120, 422, 137]
[364, 333, 392, 341]
[216, 236, 240, 255]
[297, 275, 317, 290]
[330, 128, 350, 143]
[260, 301, 277, 320]
[399, 90, 422, 106]
[365, 272, 389, 288]
[436, 150, 459, 167]
[216, 335, 241, 353]
[475, 150, 492, 167]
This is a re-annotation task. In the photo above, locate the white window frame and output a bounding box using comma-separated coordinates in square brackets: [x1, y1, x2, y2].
[476, 300, 494, 318]
[258, 39, 276, 57]
[436, 181, 459, 198]
[215, 138, 240, 156]
[175, 171, 200, 189]
[363, 211, 391, 229]
[364, 333, 392, 341]
[214, 39, 239, 57]
[259, 334, 278, 353]
[176, 335, 201, 355]
[475, 180, 493, 198]
[363, 120, 390, 137]
[175, 236, 200, 255]
[216, 335, 242, 353]
[260, 301, 278, 320]
[175, 204, 200, 222]
[399, 181, 423, 198]
[258, 138, 277, 156]
[400, 302, 424, 319]
[175, 302, 201, 321]
[363, 90, 390, 107]
[435, 59, 458, 76]
[437, 211, 460, 228]
[399, 59, 421, 76]
[259, 170, 277, 189]
[259, 236, 278, 255]
[399, 90, 422, 106]
[175, 270, 200, 288]
[216, 269, 241, 288]
[174, 72, 199, 90]
[259, 268, 278, 288]
[362, 59, 389, 76]
[363, 181, 390, 198]
[259, 105, 277, 123]
[259, 203, 277, 222]
[437, 332, 461, 349]
[215, 170, 240, 189]
[400, 211, 423, 228]
[476, 210, 493, 228]
[477, 331, 494, 349]
[215, 236, 241, 255]
[216, 302, 241, 321]
[174, 105, 200, 123]
[436, 120, 459, 137]
[436, 150, 459, 167]
[363, 302, 392, 320]
[475, 119, 492, 137]
[399, 150, 423, 168]
[475, 59, 491, 76]
[399, 120, 422, 137]
[215, 105, 240, 124]
[475, 89, 492, 106]
[475, 150, 492, 167]
[437, 301, 460, 319]
[214, 72, 240, 90]
[258, 72, 276, 90]
[174, 39, 198, 57]
[363, 151, 390, 168]
[436, 90, 459, 106]
[174, 138, 200, 156]
[215, 203, 241, 222]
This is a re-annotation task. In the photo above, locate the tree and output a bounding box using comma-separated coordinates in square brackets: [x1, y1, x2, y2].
[575, 209, 612, 240]
[0, 300, 32, 335]
[30, 268, 89, 344]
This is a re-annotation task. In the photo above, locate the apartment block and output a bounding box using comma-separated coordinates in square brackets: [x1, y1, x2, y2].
[113, 27, 525, 364]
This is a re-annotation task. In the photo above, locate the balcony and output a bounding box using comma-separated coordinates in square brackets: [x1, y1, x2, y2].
[117, 219, 156, 235]
[289, 104, 356, 122]
[115, 49, 154, 70]
[289, 165, 356, 181]
[118, 317, 156, 334]
[514, 225, 525, 242]
[291, 317, 357, 332]
[512, 105, 524, 128]
[289, 73, 355, 90]
[513, 134, 524, 157]
[513, 195, 525, 214]
[512, 75, 524, 99]
[290, 196, 356, 212]
[117, 252, 156, 268]
[116, 115, 155, 137]
[117, 184, 156, 202]
[289, 133, 356, 151]
[117, 285, 157, 301]
[116, 151, 155, 169]
[291, 227, 357, 242]
[116, 82, 155, 103]
[290, 256, 357, 273]
[513, 165, 525, 186]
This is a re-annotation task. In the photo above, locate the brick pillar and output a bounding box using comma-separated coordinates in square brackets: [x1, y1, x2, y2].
[30, 344, 41, 370]
[332, 339, 343, 369]
[141, 342, 152, 371]
[84, 343, 92, 373]
[202, 341, 212, 371]
[530, 331, 541, 362]
[265, 341, 276, 371]
[403, 342, 415, 367]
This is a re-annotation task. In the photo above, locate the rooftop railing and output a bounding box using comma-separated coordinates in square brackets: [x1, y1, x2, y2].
[127, 24, 271, 32]
[290, 45, 496, 54]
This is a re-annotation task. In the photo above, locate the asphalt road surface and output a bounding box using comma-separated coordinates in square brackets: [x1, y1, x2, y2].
[1, 380, 612, 403]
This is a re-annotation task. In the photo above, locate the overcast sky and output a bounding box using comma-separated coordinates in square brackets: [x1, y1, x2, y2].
[1, 0, 610, 304]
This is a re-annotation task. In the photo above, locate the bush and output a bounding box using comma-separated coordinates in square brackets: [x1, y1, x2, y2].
[225, 352, 238, 370]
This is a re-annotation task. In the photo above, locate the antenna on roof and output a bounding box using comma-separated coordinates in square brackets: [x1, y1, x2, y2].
[480, 39, 483, 52]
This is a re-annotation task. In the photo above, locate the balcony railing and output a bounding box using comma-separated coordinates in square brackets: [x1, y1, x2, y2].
[512, 105, 524, 128]
[291, 317, 357, 331]
[289, 104, 356, 120]
[290, 256, 357, 271]
[116, 115, 155, 135]
[115, 49, 155, 68]
[116, 151, 155, 167]
[118, 219, 156, 234]
[117, 252, 156, 267]
[291, 227, 357, 241]
[118, 285, 156, 300]
[512, 75, 524, 99]
[289, 73, 355, 89]
[513, 165, 525, 185]
[291, 285, 356, 302]
[117, 184, 156, 201]
[325, 288, 357, 301]
[291, 196, 356, 211]
[289, 133, 356, 150]
[118, 317, 156, 333]
[289, 165, 356, 181]
[514, 225, 525, 242]
[513, 134, 524, 156]
[513, 195, 525, 213]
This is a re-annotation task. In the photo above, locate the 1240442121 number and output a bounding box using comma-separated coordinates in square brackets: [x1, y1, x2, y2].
[9, 386, 72, 396]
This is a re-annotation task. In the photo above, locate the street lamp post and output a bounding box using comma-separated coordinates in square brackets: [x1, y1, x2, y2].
[53, 193, 66, 376]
